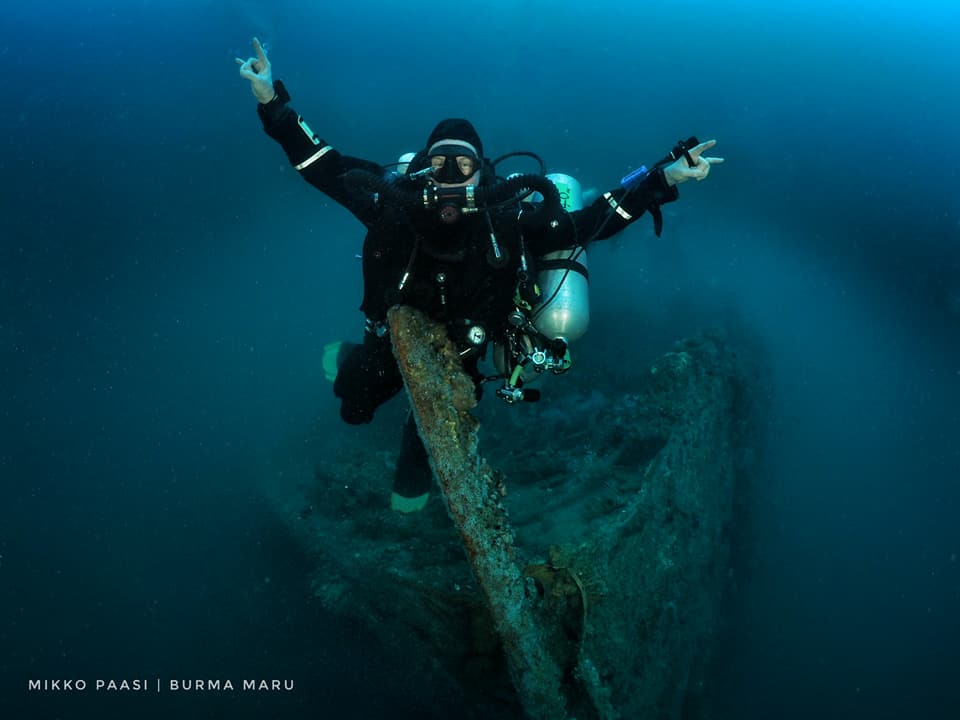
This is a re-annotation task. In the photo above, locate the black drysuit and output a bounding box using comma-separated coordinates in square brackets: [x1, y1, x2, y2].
[256, 87, 680, 498]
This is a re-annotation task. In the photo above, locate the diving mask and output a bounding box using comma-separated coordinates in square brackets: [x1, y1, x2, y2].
[427, 140, 479, 184]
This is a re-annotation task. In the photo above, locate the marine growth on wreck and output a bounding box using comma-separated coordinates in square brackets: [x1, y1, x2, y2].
[264, 308, 758, 720]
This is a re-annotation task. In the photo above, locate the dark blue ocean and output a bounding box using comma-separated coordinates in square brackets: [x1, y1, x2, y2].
[2, 1, 958, 718]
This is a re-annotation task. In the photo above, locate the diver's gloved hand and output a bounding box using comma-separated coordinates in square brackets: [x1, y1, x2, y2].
[235, 37, 276, 104]
[663, 139, 724, 186]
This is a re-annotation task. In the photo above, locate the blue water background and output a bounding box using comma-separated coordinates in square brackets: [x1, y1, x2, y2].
[2, 0, 958, 717]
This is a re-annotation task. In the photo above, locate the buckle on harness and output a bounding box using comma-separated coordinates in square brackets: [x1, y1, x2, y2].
[364, 318, 389, 338]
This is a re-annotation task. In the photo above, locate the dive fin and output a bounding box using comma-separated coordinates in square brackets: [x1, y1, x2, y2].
[322, 341, 359, 383]
[390, 491, 430, 513]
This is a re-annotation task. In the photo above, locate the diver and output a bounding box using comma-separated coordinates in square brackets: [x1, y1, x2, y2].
[236, 38, 723, 513]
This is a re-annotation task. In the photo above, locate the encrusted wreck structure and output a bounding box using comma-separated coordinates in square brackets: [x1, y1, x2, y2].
[265, 306, 757, 719]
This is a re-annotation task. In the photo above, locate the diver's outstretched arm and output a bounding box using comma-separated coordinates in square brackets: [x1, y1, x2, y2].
[236, 38, 383, 224]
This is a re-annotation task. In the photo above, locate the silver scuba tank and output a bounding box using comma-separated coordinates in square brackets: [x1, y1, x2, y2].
[532, 173, 590, 342]
[396, 151, 417, 175]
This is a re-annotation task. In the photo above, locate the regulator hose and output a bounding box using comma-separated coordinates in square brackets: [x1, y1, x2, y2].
[341, 169, 565, 219]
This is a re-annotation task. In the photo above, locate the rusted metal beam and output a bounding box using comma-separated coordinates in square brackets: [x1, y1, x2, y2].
[387, 304, 571, 720]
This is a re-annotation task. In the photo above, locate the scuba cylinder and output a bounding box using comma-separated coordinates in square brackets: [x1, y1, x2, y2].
[395, 151, 417, 175]
[531, 173, 589, 343]
[491, 173, 588, 402]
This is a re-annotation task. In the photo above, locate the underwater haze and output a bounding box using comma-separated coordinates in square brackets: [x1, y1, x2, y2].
[2, 0, 958, 718]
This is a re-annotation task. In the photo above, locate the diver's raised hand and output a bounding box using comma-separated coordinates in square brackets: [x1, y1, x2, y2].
[236, 37, 276, 104]
[663, 139, 724, 186]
